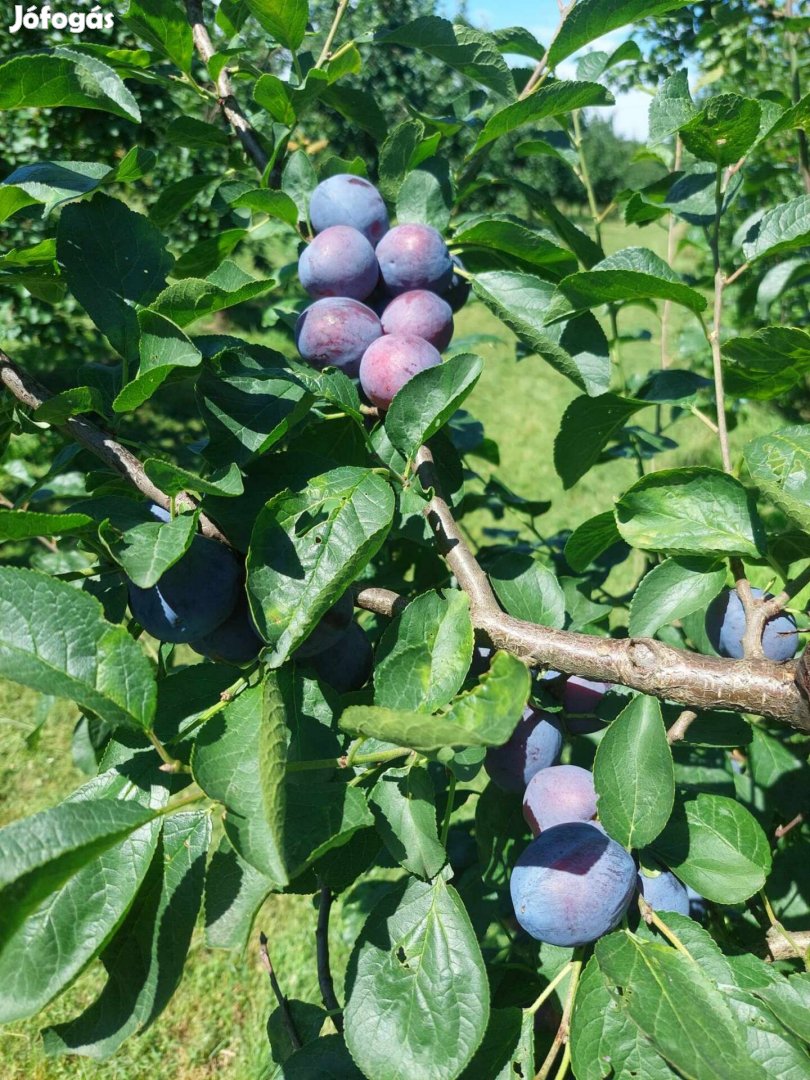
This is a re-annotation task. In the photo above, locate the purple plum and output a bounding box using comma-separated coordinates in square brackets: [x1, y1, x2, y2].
[359, 333, 441, 410]
[295, 297, 382, 378]
[375, 224, 452, 295]
[442, 255, 471, 312]
[522, 765, 598, 835]
[190, 592, 263, 665]
[484, 705, 564, 794]
[563, 676, 610, 735]
[510, 821, 637, 946]
[309, 174, 389, 244]
[705, 587, 797, 661]
[298, 225, 379, 301]
[381, 290, 454, 351]
[638, 868, 690, 917]
[309, 621, 373, 693]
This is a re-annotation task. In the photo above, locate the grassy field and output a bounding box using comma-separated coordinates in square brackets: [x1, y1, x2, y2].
[0, 213, 784, 1079]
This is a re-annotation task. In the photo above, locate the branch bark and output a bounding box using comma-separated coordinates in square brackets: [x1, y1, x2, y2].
[0, 350, 230, 545]
[186, 0, 269, 174]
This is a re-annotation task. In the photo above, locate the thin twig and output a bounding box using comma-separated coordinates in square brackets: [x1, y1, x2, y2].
[638, 897, 693, 958]
[775, 812, 804, 839]
[760, 890, 808, 969]
[535, 956, 582, 1080]
[315, 0, 350, 69]
[186, 0, 269, 173]
[661, 136, 683, 369]
[259, 932, 302, 1050]
[316, 881, 344, 1032]
[520, 2, 574, 99]
[0, 350, 230, 545]
[667, 709, 697, 744]
[525, 962, 573, 1016]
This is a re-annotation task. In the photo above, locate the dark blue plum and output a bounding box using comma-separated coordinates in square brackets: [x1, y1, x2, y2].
[469, 644, 493, 679]
[295, 298, 382, 378]
[359, 333, 441, 410]
[298, 225, 379, 301]
[128, 536, 240, 644]
[309, 174, 389, 244]
[309, 621, 373, 693]
[442, 255, 471, 312]
[381, 290, 454, 351]
[484, 705, 564, 794]
[510, 821, 637, 946]
[190, 593, 263, 665]
[638, 868, 690, 916]
[294, 592, 354, 660]
[522, 765, 597, 835]
[563, 676, 610, 735]
[148, 502, 171, 523]
[705, 587, 797, 661]
[375, 224, 452, 296]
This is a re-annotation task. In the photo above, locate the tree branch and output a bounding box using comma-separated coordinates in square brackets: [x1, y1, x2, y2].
[316, 881, 343, 1033]
[186, 0, 269, 174]
[0, 350, 230, 545]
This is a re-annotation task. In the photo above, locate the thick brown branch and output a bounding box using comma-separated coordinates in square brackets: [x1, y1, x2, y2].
[0, 351, 230, 545]
[186, 0, 269, 174]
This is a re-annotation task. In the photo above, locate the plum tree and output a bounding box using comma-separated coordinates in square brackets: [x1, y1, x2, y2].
[638, 867, 690, 916]
[295, 297, 382, 377]
[510, 822, 637, 946]
[298, 225, 379, 300]
[294, 591, 354, 659]
[309, 621, 373, 693]
[705, 587, 798, 661]
[375, 224, 452, 295]
[380, 290, 454, 351]
[309, 173, 389, 244]
[522, 764, 598, 835]
[190, 593, 263, 665]
[484, 705, 564, 793]
[127, 536, 241, 643]
[359, 333, 441, 409]
[442, 255, 471, 312]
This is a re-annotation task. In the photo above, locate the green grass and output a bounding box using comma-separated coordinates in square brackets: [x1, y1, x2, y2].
[0, 214, 785, 1077]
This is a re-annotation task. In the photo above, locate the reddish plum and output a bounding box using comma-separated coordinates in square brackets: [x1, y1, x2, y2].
[381, 290, 454, 351]
[375, 224, 452, 295]
[295, 298, 382, 378]
[484, 705, 564, 794]
[359, 333, 441, 410]
[522, 765, 597, 835]
[309, 174, 389, 243]
[298, 225, 379, 301]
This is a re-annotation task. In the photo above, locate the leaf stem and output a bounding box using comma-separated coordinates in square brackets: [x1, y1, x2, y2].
[637, 896, 692, 957]
[525, 961, 573, 1015]
[439, 771, 457, 848]
[285, 746, 412, 772]
[147, 730, 189, 773]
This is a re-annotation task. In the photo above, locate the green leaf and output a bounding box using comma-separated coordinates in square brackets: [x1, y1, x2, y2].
[246, 0, 308, 49]
[282, 1034, 363, 1077]
[546, 247, 707, 322]
[378, 120, 425, 202]
[385, 354, 483, 460]
[344, 876, 490, 1080]
[554, 392, 647, 489]
[0, 567, 156, 731]
[2, 160, 110, 216]
[150, 267, 276, 328]
[547, 0, 692, 66]
[253, 73, 296, 124]
[43, 811, 210, 1059]
[489, 552, 565, 628]
[742, 195, 810, 262]
[192, 679, 288, 886]
[396, 162, 453, 233]
[0, 509, 92, 541]
[649, 70, 696, 144]
[0, 763, 164, 1023]
[680, 94, 761, 166]
[650, 792, 772, 903]
[473, 81, 613, 153]
[204, 836, 274, 952]
[124, 0, 193, 73]
[460, 1007, 535, 1080]
[281, 150, 318, 223]
[0, 49, 140, 122]
[0, 184, 39, 224]
[284, 783, 373, 877]
[615, 468, 765, 558]
[374, 590, 474, 713]
[594, 695, 674, 849]
[166, 115, 229, 149]
[755, 974, 810, 1044]
[369, 765, 446, 880]
[744, 425, 810, 533]
[342, 650, 530, 752]
[172, 228, 246, 279]
[99, 513, 197, 589]
[473, 271, 610, 395]
[114, 309, 202, 412]
[570, 955, 674, 1080]
[143, 459, 243, 499]
[233, 188, 299, 228]
[196, 350, 312, 467]
[724, 326, 810, 400]
[595, 932, 765, 1080]
[455, 216, 577, 278]
[376, 17, 514, 98]
[57, 194, 172, 362]
[0, 799, 160, 952]
[148, 174, 217, 229]
[629, 558, 728, 639]
[564, 511, 623, 572]
[34, 386, 107, 424]
[765, 91, 810, 139]
[247, 467, 394, 666]
[321, 86, 388, 143]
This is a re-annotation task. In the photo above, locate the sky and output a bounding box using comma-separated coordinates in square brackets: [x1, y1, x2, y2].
[438, 0, 653, 140]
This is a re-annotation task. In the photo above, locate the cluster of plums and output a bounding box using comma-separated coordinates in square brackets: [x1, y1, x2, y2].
[125, 506, 372, 691]
[294, 173, 469, 409]
[481, 664, 692, 947]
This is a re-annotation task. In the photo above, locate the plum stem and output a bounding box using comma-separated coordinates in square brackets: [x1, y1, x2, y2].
[525, 961, 573, 1016]
[637, 898, 692, 958]
[535, 954, 583, 1080]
